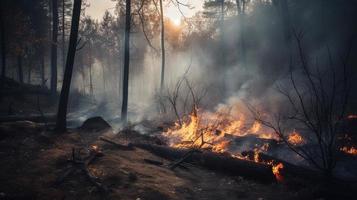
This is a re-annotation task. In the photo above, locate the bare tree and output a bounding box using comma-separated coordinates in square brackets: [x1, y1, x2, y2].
[56, 0, 82, 132]
[249, 32, 353, 176]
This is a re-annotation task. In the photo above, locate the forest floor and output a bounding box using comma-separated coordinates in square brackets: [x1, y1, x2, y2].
[0, 119, 354, 200]
[1, 78, 356, 199]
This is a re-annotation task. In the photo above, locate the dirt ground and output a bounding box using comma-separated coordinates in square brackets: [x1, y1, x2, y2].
[0, 121, 354, 200]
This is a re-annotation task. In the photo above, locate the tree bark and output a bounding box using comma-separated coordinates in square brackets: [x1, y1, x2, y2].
[17, 55, 23, 84]
[159, 0, 165, 92]
[273, 0, 292, 55]
[62, 0, 66, 75]
[0, 4, 6, 80]
[89, 44, 94, 99]
[51, 0, 59, 96]
[236, 0, 247, 69]
[41, 54, 46, 86]
[55, 0, 82, 132]
[121, 0, 131, 123]
[134, 143, 276, 183]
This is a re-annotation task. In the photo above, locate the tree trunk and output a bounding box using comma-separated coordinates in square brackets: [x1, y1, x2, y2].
[102, 62, 106, 92]
[51, 0, 59, 96]
[0, 5, 6, 80]
[121, 0, 131, 123]
[220, 0, 225, 67]
[41, 54, 46, 86]
[17, 55, 23, 84]
[159, 0, 165, 92]
[134, 143, 276, 183]
[62, 0, 66, 75]
[89, 44, 94, 99]
[55, 0, 82, 132]
[274, 0, 292, 56]
[236, 0, 247, 69]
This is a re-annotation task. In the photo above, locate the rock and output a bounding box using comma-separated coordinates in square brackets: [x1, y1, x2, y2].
[80, 116, 111, 132]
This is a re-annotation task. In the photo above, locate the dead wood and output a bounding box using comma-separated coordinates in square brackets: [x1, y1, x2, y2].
[54, 147, 108, 193]
[241, 150, 324, 181]
[143, 159, 164, 166]
[133, 143, 276, 183]
[0, 114, 56, 123]
[169, 149, 201, 169]
[99, 136, 134, 150]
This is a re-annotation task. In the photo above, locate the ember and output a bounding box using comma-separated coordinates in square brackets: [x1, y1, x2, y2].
[347, 114, 357, 119]
[340, 146, 357, 155]
[272, 163, 284, 182]
[288, 131, 304, 145]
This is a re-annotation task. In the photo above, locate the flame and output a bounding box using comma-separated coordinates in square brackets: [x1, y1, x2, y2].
[163, 109, 277, 150]
[347, 114, 357, 119]
[288, 130, 304, 145]
[340, 146, 357, 155]
[162, 108, 284, 181]
[272, 163, 284, 182]
[91, 145, 98, 151]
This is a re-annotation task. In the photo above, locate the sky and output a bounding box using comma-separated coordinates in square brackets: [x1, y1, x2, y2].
[86, 0, 204, 23]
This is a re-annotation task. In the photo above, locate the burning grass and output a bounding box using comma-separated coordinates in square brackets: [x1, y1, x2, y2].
[162, 107, 285, 181]
[340, 146, 357, 156]
[287, 131, 304, 146]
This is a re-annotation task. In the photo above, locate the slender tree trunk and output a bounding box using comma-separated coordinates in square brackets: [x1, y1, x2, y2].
[28, 64, 31, 84]
[102, 62, 106, 92]
[89, 44, 94, 99]
[17, 55, 23, 84]
[55, 0, 82, 132]
[274, 0, 292, 56]
[121, 0, 131, 123]
[279, 0, 291, 48]
[220, 0, 225, 67]
[51, 0, 59, 96]
[62, 0, 65, 75]
[159, 0, 165, 92]
[235, 0, 247, 68]
[0, 5, 6, 80]
[41, 54, 46, 86]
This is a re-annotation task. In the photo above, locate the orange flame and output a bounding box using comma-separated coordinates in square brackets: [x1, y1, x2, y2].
[340, 146, 357, 155]
[162, 108, 284, 181]
[272, 163, 284, 182]
[288, 130, 304, 145]
[347, 114, 357, 119]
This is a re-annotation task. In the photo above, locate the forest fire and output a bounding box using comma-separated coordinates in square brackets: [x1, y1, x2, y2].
[347, 114, 357, 119]
[162, 108, 284, 181]
[340, 146, 357, 155]
[288, 131, 304, 145]
[272, 163, 284, 182]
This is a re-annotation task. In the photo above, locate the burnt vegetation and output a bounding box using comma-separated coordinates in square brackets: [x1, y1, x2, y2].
[0, 0, 357, 199]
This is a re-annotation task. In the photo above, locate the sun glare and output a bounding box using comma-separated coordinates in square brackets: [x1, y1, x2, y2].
[172, 18, 181, 26]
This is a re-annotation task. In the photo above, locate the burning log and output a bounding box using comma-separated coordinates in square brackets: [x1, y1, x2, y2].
[241, 150, 324, 181]
[133, 143, 276, 183]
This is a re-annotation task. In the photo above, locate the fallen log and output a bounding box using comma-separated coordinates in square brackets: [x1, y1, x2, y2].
[169, 149, 201, 170]
[241, 150, 324, 181]
[99, 136, 134, 150]
[0, 114, 56, 123]
[133, 143, 276, 183]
